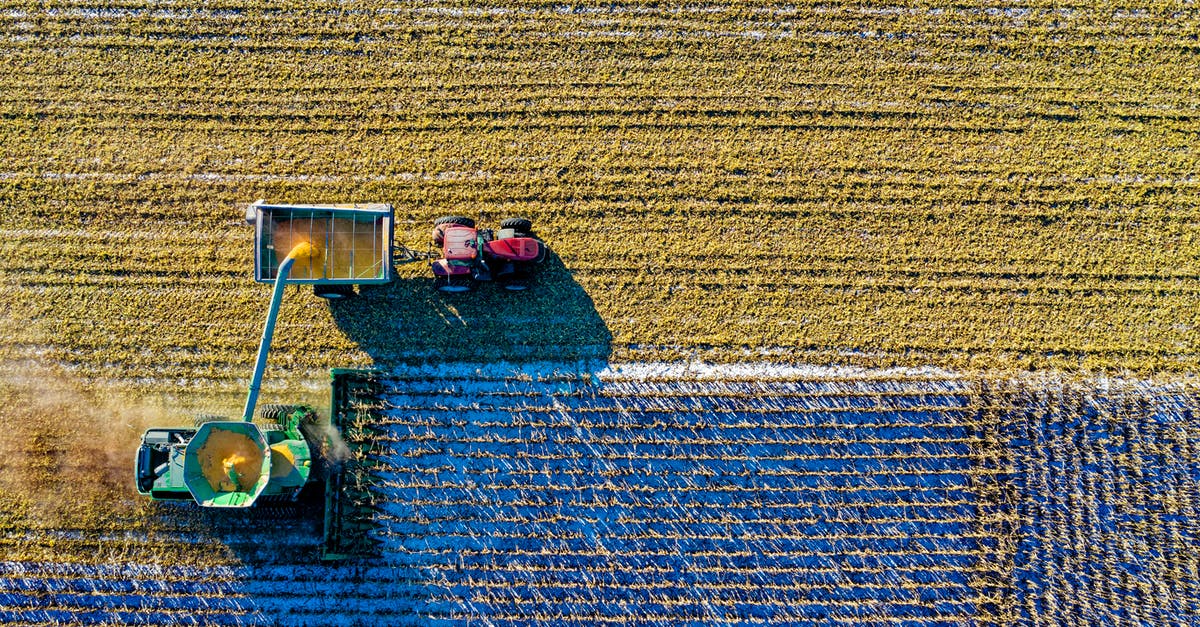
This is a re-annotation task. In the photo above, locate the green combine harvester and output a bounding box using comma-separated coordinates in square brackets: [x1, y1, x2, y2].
[134, 202, 390, 560]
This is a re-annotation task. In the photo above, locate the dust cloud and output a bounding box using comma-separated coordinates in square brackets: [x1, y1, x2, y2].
[0, 364, 173, 527]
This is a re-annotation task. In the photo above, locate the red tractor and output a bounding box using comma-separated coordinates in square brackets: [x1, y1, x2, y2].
[430, 216, 548, 292]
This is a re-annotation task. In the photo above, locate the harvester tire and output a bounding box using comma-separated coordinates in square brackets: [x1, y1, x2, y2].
[432, 216, 475, 246]
[500, 217, 533, 234]
[314, 284, 356, 300]
[258, 404, 298, 421]
[193, 414, 228, 427]
[258, 404, 314, 425]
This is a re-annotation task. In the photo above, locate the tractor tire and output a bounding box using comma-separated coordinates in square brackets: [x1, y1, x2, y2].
[193, 414, 229, 427]
[500, 217, 533, 234]
[314, 284, 356, 300]
[435, 216, 475, 228]
[432, 216, 475, 247]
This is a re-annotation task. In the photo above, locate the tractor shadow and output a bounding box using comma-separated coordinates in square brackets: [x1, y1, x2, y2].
[310, 249, 612, 563]
[329, 250, 613, 366]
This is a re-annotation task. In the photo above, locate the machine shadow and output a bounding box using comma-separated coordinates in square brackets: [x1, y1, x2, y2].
[329, 251, 613, 366]
[141, 253, 612, 575]
[311, 250, 610, 563]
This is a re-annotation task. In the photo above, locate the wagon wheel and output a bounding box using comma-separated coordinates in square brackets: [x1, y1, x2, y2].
[314, 284, 356, 300]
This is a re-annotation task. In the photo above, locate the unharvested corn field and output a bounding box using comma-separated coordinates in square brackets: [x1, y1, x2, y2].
[1, 1, 1199, 626]
[2, 1, 1200, 378]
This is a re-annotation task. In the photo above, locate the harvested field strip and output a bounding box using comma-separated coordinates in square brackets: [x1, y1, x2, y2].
[3, 363, 1197, 623]
[363, 365, 998, 624]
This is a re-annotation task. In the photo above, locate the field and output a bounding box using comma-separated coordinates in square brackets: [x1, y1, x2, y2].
[3, 1, 1200, 378]
[1, 1, 1199, 625]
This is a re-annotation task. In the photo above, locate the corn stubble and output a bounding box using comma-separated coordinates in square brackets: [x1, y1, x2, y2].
[1, 2, 1198, 377]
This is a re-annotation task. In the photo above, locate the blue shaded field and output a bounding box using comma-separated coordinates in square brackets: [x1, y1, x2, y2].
[1004, 390, 1200, 626]
[1, 365, 1196, 626]
[370, 368, 998, 625]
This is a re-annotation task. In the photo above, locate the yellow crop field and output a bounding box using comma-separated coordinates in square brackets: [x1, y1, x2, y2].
[1, 1, 1198, 389]
[1, 2, 1199, 625]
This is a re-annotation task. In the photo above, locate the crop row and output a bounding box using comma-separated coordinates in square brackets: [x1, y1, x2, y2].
[4, 190, 1190, 385]
[999, 388, 1200, 626]
[358, 371, 1002, 624]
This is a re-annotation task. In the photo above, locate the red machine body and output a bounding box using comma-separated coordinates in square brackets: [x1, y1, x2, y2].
[430, 217, 547, 291]
[485, 237, 543, 262]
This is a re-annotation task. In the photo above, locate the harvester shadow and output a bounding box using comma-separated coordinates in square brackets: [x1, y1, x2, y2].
[143, 483, 329, 564]
[330, 250, 613, 365]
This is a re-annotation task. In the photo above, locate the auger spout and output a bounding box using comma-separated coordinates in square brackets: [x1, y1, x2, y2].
[241, 242, 318, 422]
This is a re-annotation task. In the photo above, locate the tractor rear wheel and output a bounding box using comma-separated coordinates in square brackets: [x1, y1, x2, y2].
[500, 217, 533, 236]
[314, 284, 356, 300]
[432, 216, 475, 246]
[435, 216, 475, 228]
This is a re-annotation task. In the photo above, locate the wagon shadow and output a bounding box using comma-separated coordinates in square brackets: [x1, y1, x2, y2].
[328, 250, 613, 366]
[311, 247, 612, 563]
